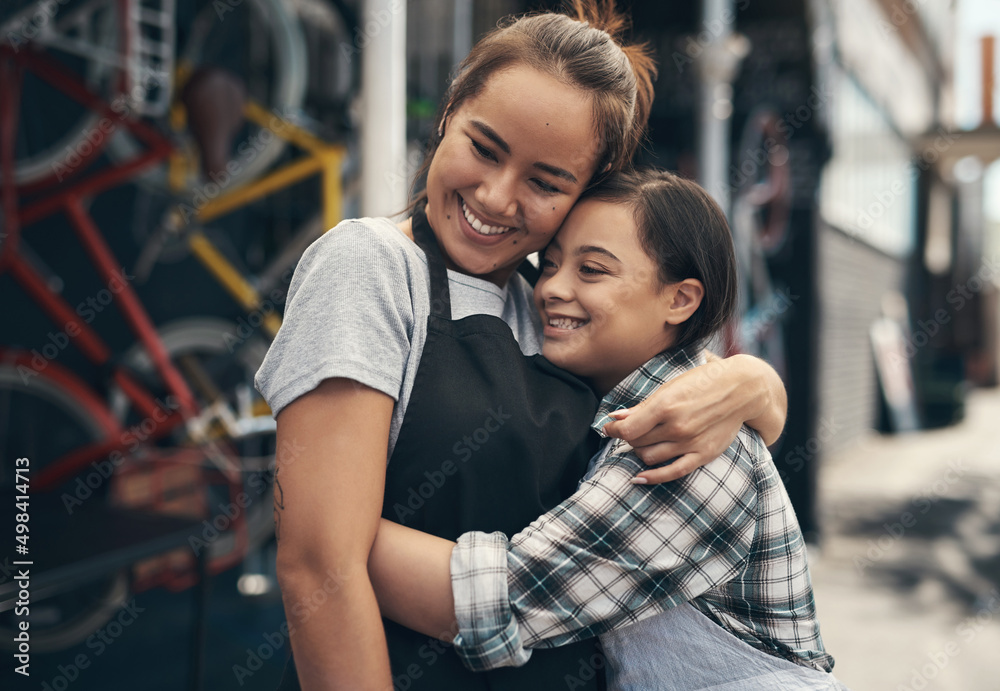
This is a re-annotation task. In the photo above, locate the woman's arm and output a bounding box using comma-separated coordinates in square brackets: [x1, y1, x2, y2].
[445, 445, 758, 671]
[602, 353, 786, 484]
[368, 440, 758, 671]
[274, 377, 395, 691]
[367, 519, 456, 641]
[365, 355, 785, 642]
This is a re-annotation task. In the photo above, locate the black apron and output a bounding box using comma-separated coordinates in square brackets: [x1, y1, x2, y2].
[280, 208, 603, 690]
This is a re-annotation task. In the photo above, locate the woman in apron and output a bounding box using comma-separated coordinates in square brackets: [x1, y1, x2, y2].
[368, 169, 847, 690]
[254, 2, 788, 689]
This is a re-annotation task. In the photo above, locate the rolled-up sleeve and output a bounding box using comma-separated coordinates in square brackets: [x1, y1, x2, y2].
[449, 444, 757, 672]
[450, 531, 533, 670]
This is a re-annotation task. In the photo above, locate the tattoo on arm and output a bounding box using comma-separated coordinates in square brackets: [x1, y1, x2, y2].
[274, 467, 285, 509]
[274, 467, 285, 541]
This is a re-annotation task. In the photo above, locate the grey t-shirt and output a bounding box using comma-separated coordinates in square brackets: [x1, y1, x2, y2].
[254, 217, 543, 457]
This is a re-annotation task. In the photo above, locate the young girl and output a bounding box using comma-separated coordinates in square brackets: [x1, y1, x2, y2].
[369, 168, 847, 690]
[257, 2, 789, 688]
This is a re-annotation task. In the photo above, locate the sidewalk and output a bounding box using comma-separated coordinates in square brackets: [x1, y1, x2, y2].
[810, 386, 1000, 691]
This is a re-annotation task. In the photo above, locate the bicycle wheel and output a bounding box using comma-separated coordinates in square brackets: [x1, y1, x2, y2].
[3, 0, 125, 187]
[108, 0, 308, 192]
[0, 352, 131, 653]
[108, 317, 276, 559]
[4, 0, 180, 188]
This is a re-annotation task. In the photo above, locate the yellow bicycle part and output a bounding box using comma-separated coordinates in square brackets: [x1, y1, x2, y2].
[170, 98, 345, 341]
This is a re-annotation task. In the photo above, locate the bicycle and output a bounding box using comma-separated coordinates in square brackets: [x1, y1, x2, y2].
[0, 0, 329, 190]
[726, 107, 793, 382]
[0, 40, 263, 648]
[0, 4, 348, 650]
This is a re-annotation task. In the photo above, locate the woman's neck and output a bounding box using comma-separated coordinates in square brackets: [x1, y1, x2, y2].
[395, 217, 415, 241]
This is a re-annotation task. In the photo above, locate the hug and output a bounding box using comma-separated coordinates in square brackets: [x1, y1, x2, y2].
[254, 1, 844, 688]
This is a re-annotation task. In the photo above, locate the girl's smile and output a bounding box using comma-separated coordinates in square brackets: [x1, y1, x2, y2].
[535, 199, 686, 394]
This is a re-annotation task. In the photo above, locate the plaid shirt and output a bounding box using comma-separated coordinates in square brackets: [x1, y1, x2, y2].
[450, 349, 834, 673]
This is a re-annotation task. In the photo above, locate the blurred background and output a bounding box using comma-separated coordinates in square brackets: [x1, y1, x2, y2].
[0, 0, 998, 688]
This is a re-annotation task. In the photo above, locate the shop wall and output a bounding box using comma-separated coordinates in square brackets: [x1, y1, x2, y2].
[816, 221, 908, 454]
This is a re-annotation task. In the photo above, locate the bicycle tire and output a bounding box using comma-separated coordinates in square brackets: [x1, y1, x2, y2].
[0, 353, 131, 653]
[108, 0, 308, 191]
[5, 0, 126, 187]
[107, 317, 276, 558]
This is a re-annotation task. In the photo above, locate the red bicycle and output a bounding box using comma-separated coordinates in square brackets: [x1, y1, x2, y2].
[1, 0, 357, 652]
[0, 38, 267, 654]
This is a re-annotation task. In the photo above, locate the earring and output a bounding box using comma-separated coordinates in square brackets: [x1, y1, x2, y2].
[437, 118, 445, 139]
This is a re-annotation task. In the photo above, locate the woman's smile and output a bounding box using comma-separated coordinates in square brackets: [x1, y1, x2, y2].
[424, 64, 599, 286]
[457, 195, 517, 237]
[457, 194, 517, 243]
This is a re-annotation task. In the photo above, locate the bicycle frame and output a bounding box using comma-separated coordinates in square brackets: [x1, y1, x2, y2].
[3, 35, 344, 574]
[1, 0, 347, 599]
[1, 45, 199, 490]
[177, 101, 345, 340]
[1, 44, 257, 584]
[3, 44, 346, 483]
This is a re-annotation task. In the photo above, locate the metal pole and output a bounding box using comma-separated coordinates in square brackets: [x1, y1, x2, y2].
[982, 36, 995, 127]
[695, 0, 746, 216]
[453, 0, 473, 66]
[360, 0, 408, 217]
